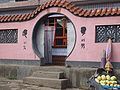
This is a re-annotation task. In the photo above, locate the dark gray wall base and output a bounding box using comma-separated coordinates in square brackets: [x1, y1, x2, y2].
[66, 61, 120, 69]
[66, 61, 100, 68]
[0, 59, 41, 66]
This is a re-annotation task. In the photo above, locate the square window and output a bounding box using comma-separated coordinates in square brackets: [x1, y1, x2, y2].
[0, 29, 18, 43]
[95, 25, 120, 43]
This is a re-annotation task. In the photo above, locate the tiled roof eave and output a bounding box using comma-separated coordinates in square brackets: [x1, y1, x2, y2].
[0, 0, 120, 23]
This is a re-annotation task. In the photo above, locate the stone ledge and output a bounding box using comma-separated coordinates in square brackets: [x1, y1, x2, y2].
[23, 77, 68, 89]
[32, 71, 64, 79]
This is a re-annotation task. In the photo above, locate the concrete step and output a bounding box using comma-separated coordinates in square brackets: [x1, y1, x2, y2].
[23, 77, 68, 89]
[31, 71, 64, 79]
[38, 66, 65, 72]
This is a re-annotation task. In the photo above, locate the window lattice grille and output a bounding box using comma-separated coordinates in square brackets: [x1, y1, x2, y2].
[95, 25, 120, 43]
[0, 29, 18, 43]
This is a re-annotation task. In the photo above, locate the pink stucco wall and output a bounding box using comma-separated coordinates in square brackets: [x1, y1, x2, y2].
[0, 7, 120, 62]
[68, 16, 120, 62]
[0, 21, 39, 60]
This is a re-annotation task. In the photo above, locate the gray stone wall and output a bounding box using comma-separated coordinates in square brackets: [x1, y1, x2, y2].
[0, 0, 10, 3]
[0, 8, 34, 15]
[0, 0, 38, 9]
[0, 0, 38, 15]
[0, 0, 30, 3]
[0, 64, 40, 80]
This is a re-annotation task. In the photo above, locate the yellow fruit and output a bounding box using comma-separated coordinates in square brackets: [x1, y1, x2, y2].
[97, 76, 102, 81]
[100, 82, 106, 86]
[105, 80, 110, 84]
[113, 81, 117, 84]
[114, 84, 117, 87]
[101, 75, 106, 80]
[111, 76, 117, 81]
[106, 75, 111, 80]
[110, 81, 113, 84]
[110, 84, 114, 87]
[106, 80, 109, 82]
[108, 81, 113, 84]
[95, 78, 99, 83]
[111, 81, 115, 84]
[117, 84, 120, 87]
[106, 84, 109, 86]
[100, 80, 106, 85]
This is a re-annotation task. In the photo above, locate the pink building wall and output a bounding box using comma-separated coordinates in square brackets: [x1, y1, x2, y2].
[0, 21, 39, 60]
[0, 7, 120, 63]
[68, 16, 120, 62]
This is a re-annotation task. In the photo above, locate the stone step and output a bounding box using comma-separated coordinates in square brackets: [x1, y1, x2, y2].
[38, 66, 65, 72]
[23, 77, 68, 89]
[31, 71, 64, 79]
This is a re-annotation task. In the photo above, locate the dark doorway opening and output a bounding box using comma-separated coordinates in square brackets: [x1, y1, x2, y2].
[44, 14, 67, 65]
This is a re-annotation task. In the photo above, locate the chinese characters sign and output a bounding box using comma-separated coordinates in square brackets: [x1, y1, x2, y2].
[81, 27, 86, 49]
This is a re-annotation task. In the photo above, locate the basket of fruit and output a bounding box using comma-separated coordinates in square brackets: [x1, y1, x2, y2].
[88, 68, 120, 90]
[95, 74, 120, 89]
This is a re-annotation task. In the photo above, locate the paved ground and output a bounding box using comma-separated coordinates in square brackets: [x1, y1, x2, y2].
[0, 78, 85, 90]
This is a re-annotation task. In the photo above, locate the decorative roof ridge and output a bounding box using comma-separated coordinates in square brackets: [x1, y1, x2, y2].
[0, 0, 120, 23]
